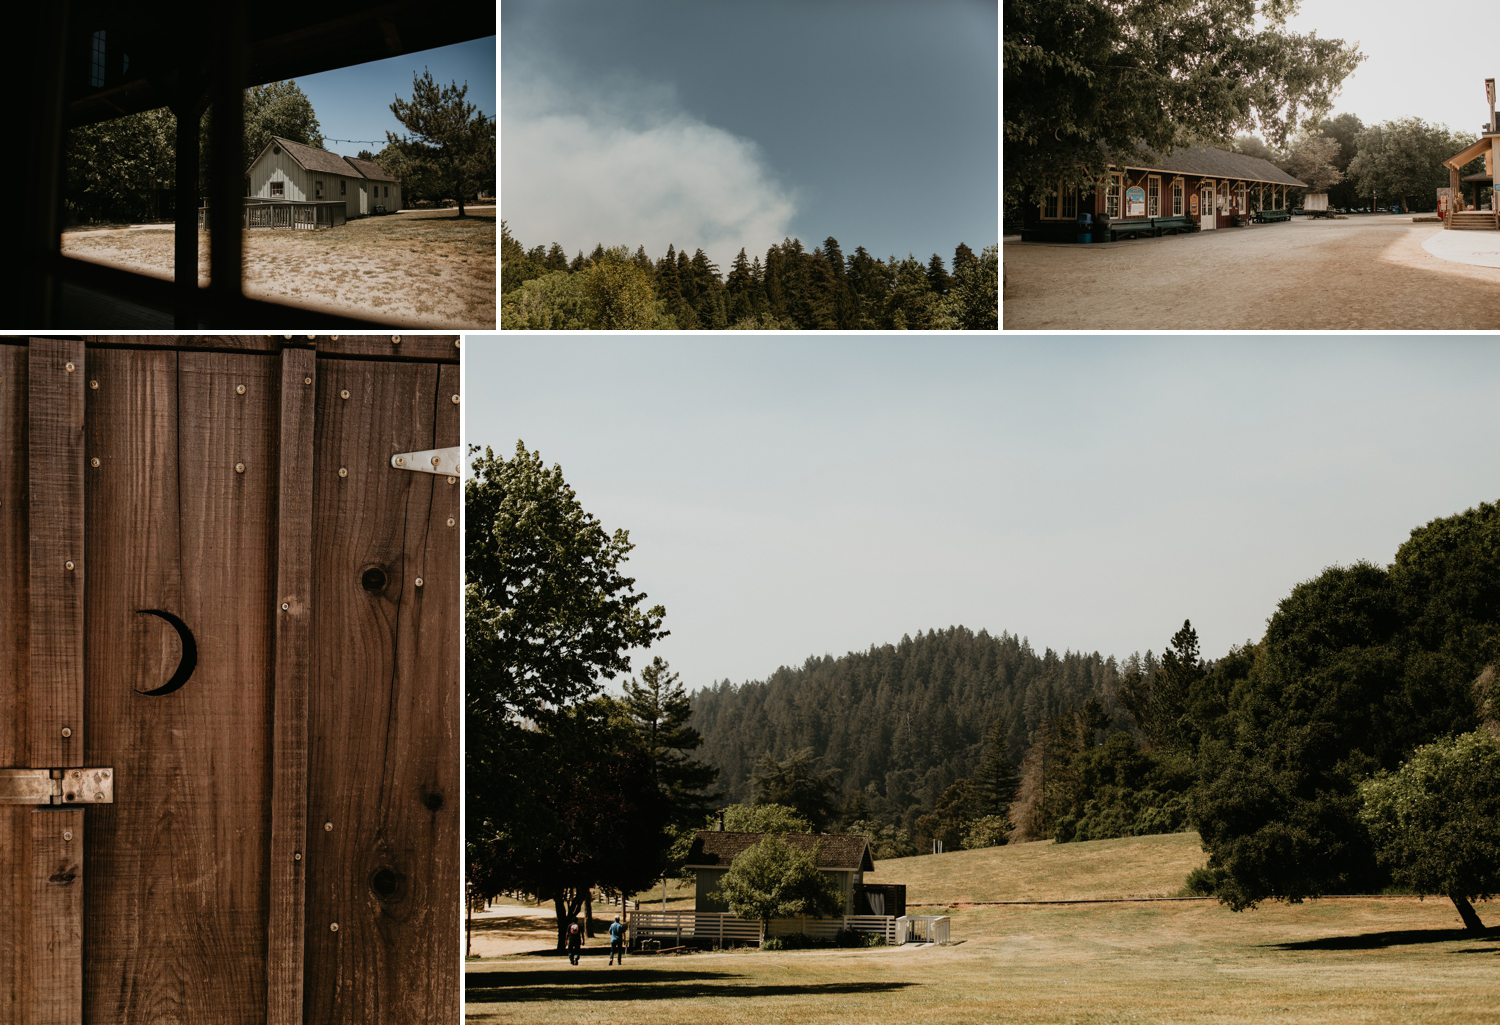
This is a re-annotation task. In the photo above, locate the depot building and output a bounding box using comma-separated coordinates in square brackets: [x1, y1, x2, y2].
[1022, 145, 1307, 242]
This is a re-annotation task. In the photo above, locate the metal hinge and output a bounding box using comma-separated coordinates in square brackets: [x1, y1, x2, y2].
[390, 446, 461, 476]
[0, 768, 115, 805]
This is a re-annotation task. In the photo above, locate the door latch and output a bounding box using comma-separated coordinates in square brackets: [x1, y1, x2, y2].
[0, 768, 115, 805]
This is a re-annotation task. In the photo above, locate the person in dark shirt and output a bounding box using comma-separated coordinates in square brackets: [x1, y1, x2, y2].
[566, 920, 583, 965]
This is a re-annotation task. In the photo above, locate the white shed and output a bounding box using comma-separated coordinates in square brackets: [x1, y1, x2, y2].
[245, 136, 401, 219]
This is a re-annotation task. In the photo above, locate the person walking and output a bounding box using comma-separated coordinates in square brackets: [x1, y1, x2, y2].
[608, 915, 625, 965]
[566, 920, 583, 965]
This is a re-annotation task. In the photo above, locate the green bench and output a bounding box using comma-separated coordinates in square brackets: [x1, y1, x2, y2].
[1252, 209, 1292, 223]
[1100, 215, 1196, 241]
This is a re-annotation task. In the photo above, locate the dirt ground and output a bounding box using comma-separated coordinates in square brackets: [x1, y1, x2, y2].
[61, 208, 495, 328]
[1003, 214, 1500, 330]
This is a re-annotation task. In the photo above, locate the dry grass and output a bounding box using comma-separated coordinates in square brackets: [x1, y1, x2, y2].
[878, 831, 1209, 904]
[467, 833, 1500, 1023]
[59, 209, 495, 327]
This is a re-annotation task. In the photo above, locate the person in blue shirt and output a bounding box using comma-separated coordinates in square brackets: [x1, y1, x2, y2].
[608, 916, 625, 965]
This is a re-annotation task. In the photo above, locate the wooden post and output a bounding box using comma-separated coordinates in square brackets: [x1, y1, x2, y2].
[266, 345, 315, 1025]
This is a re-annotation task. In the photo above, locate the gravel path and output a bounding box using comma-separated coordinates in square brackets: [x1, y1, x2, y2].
[1002, 214, 1500, 330]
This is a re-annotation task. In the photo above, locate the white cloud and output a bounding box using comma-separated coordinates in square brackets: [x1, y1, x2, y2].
[501, 68, 796, 262]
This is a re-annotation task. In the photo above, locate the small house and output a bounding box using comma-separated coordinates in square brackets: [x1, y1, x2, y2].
[684, 831, 904, 921]
[244, 136, 402, 220]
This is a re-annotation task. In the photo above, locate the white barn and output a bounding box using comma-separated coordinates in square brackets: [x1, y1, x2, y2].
[245, 136, 403, 219]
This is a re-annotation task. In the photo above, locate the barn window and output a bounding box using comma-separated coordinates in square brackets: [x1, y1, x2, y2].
[270, 180, 284, 197]
[340, 180, 346, 196]
[1172, 179, 1184, 216]
[315, 181, 324, 198]
[1147, 175, 1161, 217]
[90, 30, 106, 88]
[384, 186, 390, 198]
[1060, 186, 1077, 219]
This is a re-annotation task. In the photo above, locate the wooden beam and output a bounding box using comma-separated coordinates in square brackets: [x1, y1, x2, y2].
[266, 348, 317, 1025]
[27, 339, 85, 768]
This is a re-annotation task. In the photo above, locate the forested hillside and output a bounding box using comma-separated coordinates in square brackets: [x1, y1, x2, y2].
[500, 223, 999, 330]
[688, 626, 1154, 829]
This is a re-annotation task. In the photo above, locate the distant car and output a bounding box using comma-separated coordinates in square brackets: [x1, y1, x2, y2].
[1292, 207, 1304, 215]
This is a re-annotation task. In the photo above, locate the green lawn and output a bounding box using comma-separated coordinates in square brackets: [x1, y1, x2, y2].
[468, 834, 1499, 1023]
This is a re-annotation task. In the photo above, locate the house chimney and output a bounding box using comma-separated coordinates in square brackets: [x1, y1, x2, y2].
[717, 809, 725, 831]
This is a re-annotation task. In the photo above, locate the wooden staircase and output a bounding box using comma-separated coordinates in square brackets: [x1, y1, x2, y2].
[1448, 209, 1499, 230]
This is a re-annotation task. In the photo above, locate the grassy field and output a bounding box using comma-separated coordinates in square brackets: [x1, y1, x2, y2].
[60, 209, 495, 327]
[467, 834, 1499, 1023]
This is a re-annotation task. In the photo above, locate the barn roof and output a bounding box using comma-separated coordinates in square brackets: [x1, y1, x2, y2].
[343, 156, 398, 182]
[265, 136, 361, 176]
[1108, 144, 1307, 187]
[685, 831, 875, 872]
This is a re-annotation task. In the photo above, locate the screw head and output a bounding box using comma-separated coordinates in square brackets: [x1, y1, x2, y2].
[61, 727, 72, 738]
[395, 457, 405, 466]
[455, 339, 461, 348]
[63, 830, 73, 842]
[330, 922, 340, 932]
[447, 476, 457, 485]
[282, 602, 290, 610]
[95, 792, 105, 802]
[65, 362, 75, 373]
[294, 851, 302, 861]
[430, 456, 441, 466]
[331, 335, 340, 341]
[451, 394, 460, 404]
[64, 561, 74, 571]
[447, 517, 455, 528]
[90, 380, 99, 390]
[235, 463, 245, 474]
[324, 822, 333, 831]
[304, 377, 313, 386]
[415, 577, 424, 587]
[101, 771, 109, 779]
[236, 384, 246, 395]
[71, 770, 81, 779]
[338, 467, 348, 478]
[306, 335, 315, 340]
[91, 457, 100, 467]
[340, 389, 350, 400]
[391, 336, 401, 344]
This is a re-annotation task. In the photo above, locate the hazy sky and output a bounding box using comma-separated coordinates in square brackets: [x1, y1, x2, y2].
[1282, 1, 1497, 132]
[501, 0, 998, 268]
[465, 337, 1500, 697]
[294, 38, 495, 158]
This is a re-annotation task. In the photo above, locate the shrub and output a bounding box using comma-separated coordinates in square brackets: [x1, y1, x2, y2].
[761, 932, 833, 951]
[1180, 865, 1227, 896]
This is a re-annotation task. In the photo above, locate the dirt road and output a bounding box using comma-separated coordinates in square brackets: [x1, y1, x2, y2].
[1003, 215, 1500, 330]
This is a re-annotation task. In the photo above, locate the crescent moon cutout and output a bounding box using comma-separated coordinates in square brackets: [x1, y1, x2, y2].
[135, 609, 197, 696]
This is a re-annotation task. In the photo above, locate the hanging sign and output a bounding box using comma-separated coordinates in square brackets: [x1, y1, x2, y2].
[1125, 186, 1146, 217]
[1190, 193, 1199, 215]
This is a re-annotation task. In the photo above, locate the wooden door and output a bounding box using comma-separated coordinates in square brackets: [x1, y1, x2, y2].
[1200, 183, 1216, 229]
[0, 336, 460, 1025]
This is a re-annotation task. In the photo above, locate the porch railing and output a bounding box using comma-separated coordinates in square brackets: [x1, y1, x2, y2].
[895, 915, 951, 945]
[199, 200, 348, 230]
[625, 910, 900, 947]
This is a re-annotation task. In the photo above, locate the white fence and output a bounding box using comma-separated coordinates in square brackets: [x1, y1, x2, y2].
[895, 915, 951, 945]
[627, 910, 899, 947]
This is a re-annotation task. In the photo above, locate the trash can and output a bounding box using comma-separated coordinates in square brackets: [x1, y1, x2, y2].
[1076, 211, 1093, 244]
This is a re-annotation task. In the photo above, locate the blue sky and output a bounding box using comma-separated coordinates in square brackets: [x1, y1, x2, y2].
[501, 0, 997, 270]
[465, 336, 1500, 696]
[294, 37, 495, 158]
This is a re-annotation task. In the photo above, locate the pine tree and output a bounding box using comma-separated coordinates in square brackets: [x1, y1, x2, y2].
[546, 243, 568, 272]
[569, 251, 587, 273]
[821, 236, 855, 328]
[804, 247, 839, 329]
[726, 247, 756, 324]
[763, 246, 787, 321]
[633, 245, 653, 275]
[974, 715, 1021, 817]
[926, 254, 952, 296]
[953, 242, 978, 276]
[621, 657, 720, 825]
[588, 243, 606, 266]
[385, 70, 493, 217]
[658, 244, 682, 298]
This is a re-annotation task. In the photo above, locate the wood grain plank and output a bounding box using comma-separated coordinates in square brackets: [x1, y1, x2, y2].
[28, 338, 85, 769]
[30, 809, 84, 1025]
[80, 336, 285, 353]
[305, 358, 460, 1024]
[0, 346, 34, 1023]
[266, 346, 316, 1025]
[316, 336, 460, 362]
[83, 349, 275, 1025]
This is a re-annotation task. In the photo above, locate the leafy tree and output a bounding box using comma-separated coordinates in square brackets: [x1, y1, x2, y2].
[1052, 730, 1193, 842]
[622, 656, 721, 825]
[465, 441, 666, 723]
[961, 815, 1012, 849]
[1314, 112, 1365, 208]
[387, 69, 494, 216]
[916, 779, 980, 851]
[712, 835, 845, 929]
[1359, 730, 1500, 933]
[1281, 132, 1344, 192]
[243, 80, 322, 158]
[843, 819, 918, 859]
[500, 269, 590, 329]
[750, 748, 843, 831]
[721, 803, 813, 833]
[582, 246, 673, 329]
[1346, 118, 1479, 212]
[1231, 134, 1280, 162]
[65, 107, 176, 223]
[1004, 0, 1363, 214]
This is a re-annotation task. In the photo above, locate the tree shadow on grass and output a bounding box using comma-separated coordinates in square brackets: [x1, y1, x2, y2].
[1270, 928, 1500, 951]
[465, 967, 917, 1003]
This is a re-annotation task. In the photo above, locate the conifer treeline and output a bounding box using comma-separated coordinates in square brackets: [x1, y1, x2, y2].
[688, 626, 1154, 830]
[501, 222, 999, 330]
